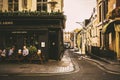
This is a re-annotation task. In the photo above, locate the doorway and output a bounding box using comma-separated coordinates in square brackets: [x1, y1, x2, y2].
[49, 30, 58, 60]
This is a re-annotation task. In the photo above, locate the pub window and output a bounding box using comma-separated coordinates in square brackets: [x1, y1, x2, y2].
[37, 0, 47, 12]
[8, 0, 18, 11]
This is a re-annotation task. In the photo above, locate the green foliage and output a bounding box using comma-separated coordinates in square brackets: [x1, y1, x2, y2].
[0, 11, 63, 17]
[28, 46, 37, 54]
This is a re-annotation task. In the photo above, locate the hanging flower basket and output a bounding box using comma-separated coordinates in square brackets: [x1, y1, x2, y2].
[28, 46, 37, 55]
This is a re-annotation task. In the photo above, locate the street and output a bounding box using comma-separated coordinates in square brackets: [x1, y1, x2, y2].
[0, 49, 120, 80]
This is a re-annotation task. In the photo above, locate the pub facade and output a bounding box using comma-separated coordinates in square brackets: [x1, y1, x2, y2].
[0, 0, 66, 61]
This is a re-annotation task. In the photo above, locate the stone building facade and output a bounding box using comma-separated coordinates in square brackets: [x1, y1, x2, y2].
[84, 0, 120, 60]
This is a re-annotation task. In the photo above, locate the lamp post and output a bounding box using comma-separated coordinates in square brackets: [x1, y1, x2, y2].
[76, 22, 86, 55]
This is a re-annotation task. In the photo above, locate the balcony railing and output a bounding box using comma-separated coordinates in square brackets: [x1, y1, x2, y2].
[107, 7, 120, 19]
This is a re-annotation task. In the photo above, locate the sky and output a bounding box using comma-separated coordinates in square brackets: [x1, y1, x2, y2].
[63, 0, 96, 31]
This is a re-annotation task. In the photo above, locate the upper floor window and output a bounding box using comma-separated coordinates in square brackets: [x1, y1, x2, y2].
[98, 1, 108, 22]
[0, 0, 3, 11]
[116, 0, 120, 7]
[103, 1, 108, 20]
[99, 5, 102, 22]
[37, 0, 47, 12]
[8, 0, 18, 11]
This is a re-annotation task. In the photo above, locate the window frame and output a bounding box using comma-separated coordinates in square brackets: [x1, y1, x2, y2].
[37, 0, 47, 12]
[8, 0, 18, 11]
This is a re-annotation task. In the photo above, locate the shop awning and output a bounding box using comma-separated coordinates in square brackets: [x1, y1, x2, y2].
[102, 20, 120, 34]
[102, 20, 115, 34]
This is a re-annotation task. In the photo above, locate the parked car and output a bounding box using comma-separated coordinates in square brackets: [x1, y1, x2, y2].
[64, 42, 71, 49]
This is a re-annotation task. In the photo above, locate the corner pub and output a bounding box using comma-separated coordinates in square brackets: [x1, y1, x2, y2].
[0, 0, 66, 61]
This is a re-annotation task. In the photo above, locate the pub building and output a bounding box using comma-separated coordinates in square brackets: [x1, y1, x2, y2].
[0, 0, 66, 61]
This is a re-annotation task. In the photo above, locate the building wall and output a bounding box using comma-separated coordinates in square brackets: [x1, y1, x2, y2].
[1, 0, 63, 12]
[108, 0, 116, 13]
[63, 31, 73, 47]
[0, 0, 65, 61]
[2, 0, 8, 12]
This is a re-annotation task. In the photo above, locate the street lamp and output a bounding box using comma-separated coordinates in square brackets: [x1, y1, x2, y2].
[76, 22, 83, 25]
[76, 21, 86, 55]
[76, 22, 85, 29]
[48, 0, 58, 12]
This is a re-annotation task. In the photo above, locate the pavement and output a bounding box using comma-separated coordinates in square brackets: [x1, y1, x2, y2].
[0, 49, 120, 76]
[0, 50, 75, 76]
[74, 50, 120, 74]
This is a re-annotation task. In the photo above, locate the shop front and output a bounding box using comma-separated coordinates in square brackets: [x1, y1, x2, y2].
[0, 16, 65, 61]
[102, 19, 120, 60]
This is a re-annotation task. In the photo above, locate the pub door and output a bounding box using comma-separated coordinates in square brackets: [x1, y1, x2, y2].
[49, 30, 58, 60]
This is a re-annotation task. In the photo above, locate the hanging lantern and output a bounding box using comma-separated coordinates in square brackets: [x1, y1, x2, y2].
[48, 0, 57, 12]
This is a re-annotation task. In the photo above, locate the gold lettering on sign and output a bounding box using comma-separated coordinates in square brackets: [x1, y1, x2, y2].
[0, 21, 13, 25]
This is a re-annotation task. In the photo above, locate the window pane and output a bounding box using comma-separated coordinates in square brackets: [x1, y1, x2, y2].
[43, 0, 47, 2]
[8, 0, 13, 2]
[43, 3, 47, 11]
[8, 0, 18, 11]
[14, 4, 18, 11]
[8, 4, 12, 11]
[37, 0, 42, 2]
[37, 0, 47, 11]
[37, 4, 41, 11]
[15, 0, 18, 2]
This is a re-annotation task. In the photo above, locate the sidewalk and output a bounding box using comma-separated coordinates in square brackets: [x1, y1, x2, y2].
[0, 50, 75, 76]
[74, 51, 120, 74]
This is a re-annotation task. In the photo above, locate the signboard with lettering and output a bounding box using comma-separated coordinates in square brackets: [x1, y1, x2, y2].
[0, 21, 13, 25]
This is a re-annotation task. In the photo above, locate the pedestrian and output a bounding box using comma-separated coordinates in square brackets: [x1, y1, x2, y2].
[8, 47, 15, 57]
[37, 49, 43, 64]
[1, 49, 6, 61]
[17, 49, 23, 62]
[22, 46, 29, 62]
[0, 49, 2, 61]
